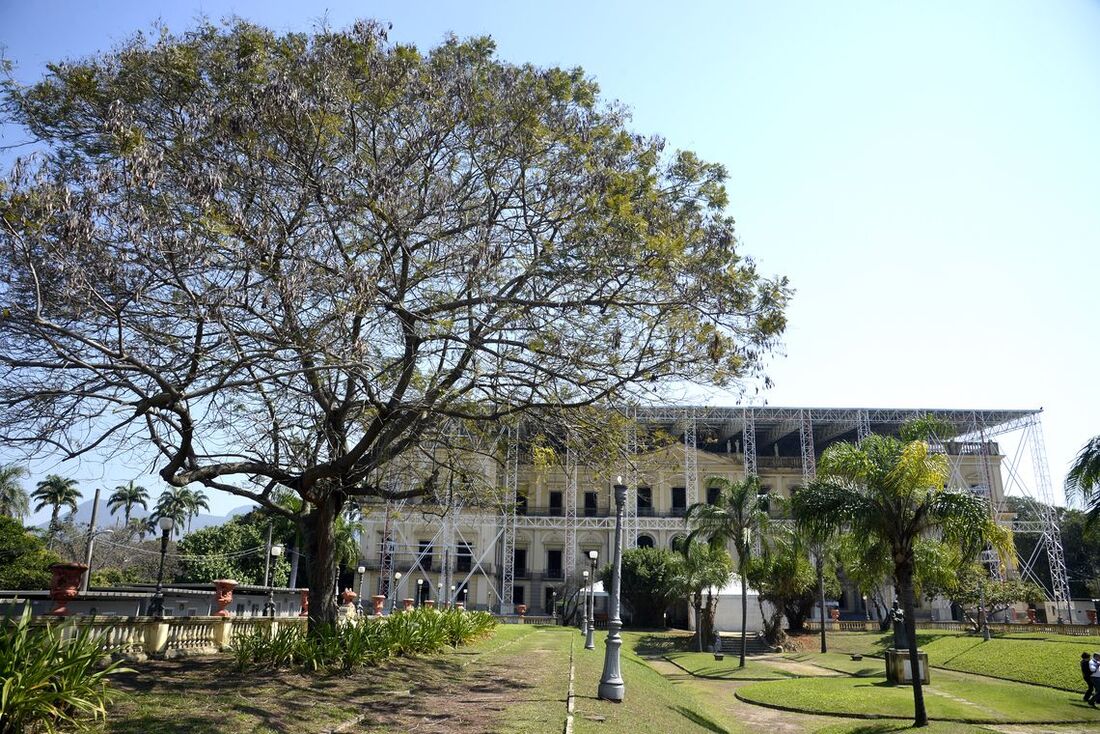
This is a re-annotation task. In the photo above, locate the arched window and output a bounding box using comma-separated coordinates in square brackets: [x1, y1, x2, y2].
[669, 535, 687, 552]
[637, 534, 655, 549]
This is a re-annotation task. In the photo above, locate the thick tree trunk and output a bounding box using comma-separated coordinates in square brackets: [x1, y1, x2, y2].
[898, 567, 928, 727]
[305, 494, 342, 629]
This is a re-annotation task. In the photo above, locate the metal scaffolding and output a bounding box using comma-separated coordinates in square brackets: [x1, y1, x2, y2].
[361, 404, 1071, 617]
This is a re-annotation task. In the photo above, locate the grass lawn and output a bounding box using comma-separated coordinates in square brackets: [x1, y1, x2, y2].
[810, 722, 1000, 733]
[737, 667, 1100, 724]
[818, 629, 1096, 691]
[783, 652, 887, 677]
[665, 651, 797, 680]
[568, 630, 750, 734]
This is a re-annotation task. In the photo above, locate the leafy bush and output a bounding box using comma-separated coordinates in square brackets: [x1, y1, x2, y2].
[229, 608, 497, 674]
[0, 607, 131, 733]
[0, 517, 61, 590]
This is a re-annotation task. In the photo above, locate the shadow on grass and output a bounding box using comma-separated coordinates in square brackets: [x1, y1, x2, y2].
[632, 633, 694, 656]
[103, 647, 546, 733]
[671, 705, 731, 733]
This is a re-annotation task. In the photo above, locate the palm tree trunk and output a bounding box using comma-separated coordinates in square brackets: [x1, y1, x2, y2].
[694, 592, 704, 652]
[817, 554, 827, 654]
[898, 566, 928, 727]
[740, 570, 748, 668]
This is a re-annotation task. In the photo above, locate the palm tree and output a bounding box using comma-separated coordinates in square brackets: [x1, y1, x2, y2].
[152, 487, 189, 537]
[1066, 435, 1100, 520]
[676, 540, 734, 652]
[181, 488, 210, 533]
[687, 475, 769, 668]
[0, 464, 30, 520]
[107, 480, 150, 526]
[791, 432, 1001, 728]
[32, 475, 82, 532]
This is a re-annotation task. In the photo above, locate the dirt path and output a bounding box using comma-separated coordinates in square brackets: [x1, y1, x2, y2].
[339, 630, 568, 733]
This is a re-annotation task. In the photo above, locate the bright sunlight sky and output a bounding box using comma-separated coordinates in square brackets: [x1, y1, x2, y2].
[2, 1, 1098, 519]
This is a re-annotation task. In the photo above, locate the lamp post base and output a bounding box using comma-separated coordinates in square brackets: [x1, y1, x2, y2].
[598, 622, 624, 701]
[585, 626, 595, 650]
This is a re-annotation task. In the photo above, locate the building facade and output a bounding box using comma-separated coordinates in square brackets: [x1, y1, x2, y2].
[354, 406, 1069, 624]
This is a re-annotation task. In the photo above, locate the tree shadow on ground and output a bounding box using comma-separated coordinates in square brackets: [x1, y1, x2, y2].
[632, 632, 694, 656]
[671, 705, 732, 733]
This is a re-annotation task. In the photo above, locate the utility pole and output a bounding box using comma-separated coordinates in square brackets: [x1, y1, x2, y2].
[81, 487, 101, 593]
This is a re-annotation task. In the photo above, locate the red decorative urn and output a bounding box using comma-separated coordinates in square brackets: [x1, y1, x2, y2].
[516, 603, 527, 616]
[300, 589, 310, 617]
[1026, 608, 1037, 624]
[829, 608, 840, 622]
[403, 598, 415, 612]
[212, 579, 238, 617]
[371, 595, 386, 615]
[48, 562, 88, 616]
[341, 589, 358, 606]
[1088, 609, 1097, 625]
[424, 600, 436, 609]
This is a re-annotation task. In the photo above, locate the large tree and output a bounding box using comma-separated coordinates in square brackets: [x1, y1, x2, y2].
[1066, 435, 1100, 521]
[675, 539, 734, 652]
[792, 431, 1001, 728]
[0, 21, 788, 624]
[687, 475, 768, 668]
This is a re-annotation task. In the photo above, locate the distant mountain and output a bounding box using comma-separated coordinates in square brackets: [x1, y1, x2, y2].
[37, 497, 257, 533]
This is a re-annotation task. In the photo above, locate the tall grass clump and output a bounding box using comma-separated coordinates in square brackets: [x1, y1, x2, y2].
[0, 607, 131, 734]
[229, 607, 497, 674]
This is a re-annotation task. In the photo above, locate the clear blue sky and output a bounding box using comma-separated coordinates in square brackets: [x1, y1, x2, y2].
[3, 1, 1098, 518]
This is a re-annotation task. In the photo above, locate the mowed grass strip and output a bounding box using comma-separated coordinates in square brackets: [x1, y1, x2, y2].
[569, 630, 748, 734]
[922, 636, 1095, 691]
[736, 667, 1100, 724]
[811, 721, 1000, 734]
[664, 651, 797, 680]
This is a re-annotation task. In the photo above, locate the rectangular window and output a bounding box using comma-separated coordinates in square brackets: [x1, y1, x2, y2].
[547, 549, 563, 578]
[637, 486, 653, 516]
[516, 493, 528, 515]
[514, 585, 525, 605]
[672, 486, 687, 514]
[706, 486, 721, 505]
[514, 548, 528, 577]
[418, 540, 433, 570]
[544, 586, 556, 613]
[457, 542, 473, 572]
[584, 491, 598, 516]
[549, 491, 563, 516]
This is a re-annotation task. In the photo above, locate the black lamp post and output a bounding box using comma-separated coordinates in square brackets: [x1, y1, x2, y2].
[264, 543, 283, 617]
[148, 515, 175, 617]
[416, 578, 424, 607]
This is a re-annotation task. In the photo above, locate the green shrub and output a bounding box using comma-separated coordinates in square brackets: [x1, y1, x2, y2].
[228, 608, 497, 674]
[0, 607, 131, 733]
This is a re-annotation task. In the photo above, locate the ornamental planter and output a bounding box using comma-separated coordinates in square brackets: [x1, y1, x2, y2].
[372, 595, 386, 615]
[1088, 609, 1097, 625]
[341, 589, 358, 606]
[516, 603, 527, 616]
[300, 589, 310, 617]
[48, 562, 88, 616]
[424, 600, 435, 609]
[403, 598, 415, 612]
[212, 579, 238, 617]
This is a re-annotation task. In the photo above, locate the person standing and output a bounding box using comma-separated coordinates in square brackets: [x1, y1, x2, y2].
[1083, 653, 1095, 703]
[1088, 653, 1100, 706]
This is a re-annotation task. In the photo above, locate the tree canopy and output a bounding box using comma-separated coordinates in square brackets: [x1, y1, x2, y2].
[0, 516, 61, 589]
[0, 20, 788, 622]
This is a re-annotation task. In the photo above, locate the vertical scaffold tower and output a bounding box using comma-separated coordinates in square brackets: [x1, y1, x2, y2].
[499, 426, 519, 614]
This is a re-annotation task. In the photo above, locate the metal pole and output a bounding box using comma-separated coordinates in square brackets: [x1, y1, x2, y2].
[81, 486, 101, 593]
[581, 572, 590, 636]
[598, 480, 626, 702]
[585, 558, 596, 650]
[263, 523, 273, 588]
[149, 527, 170, 617]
